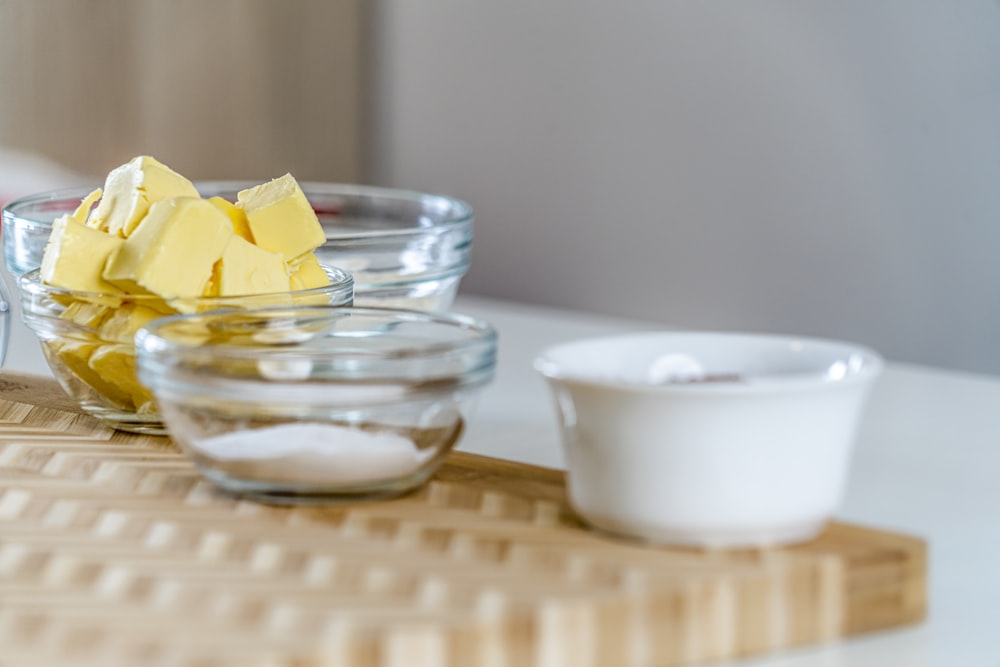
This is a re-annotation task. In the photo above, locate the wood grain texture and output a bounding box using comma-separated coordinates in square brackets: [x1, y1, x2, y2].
[0, 373, 926, 666]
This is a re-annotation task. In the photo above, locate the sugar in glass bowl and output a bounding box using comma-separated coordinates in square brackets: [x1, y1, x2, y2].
[535, 331, 883, 549]
[135, 306, 497, 502]
[4, 183, 474, 310]
[18, 266, 353, 434]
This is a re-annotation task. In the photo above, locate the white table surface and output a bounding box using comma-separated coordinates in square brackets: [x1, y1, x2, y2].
[3, 289, 996, 666]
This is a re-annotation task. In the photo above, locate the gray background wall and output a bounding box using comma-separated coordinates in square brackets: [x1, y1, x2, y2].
[367, 1, 1000, 375]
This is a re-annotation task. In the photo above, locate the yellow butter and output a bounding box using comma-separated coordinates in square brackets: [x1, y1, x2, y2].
[40, 215, 125, 294]
[103, 197, 233, 300]
[60, 301, 112, 329]
[236, 174, 326, 260]
[88, 344, 154, 408]
[209, 196, 255, 243]
[216, 236, 290, 297]
[99, 304, 163, 344]
[289, 253, 331, 291]
[203, 262, 221, 297]
[50, 157, 358, 413]
[71, 188, 103, 224]
[87, 156, 201, 237]
[46, 340, 134, 409]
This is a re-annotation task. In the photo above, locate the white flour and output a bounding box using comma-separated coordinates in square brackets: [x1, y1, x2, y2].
[192, 422, 434, 485]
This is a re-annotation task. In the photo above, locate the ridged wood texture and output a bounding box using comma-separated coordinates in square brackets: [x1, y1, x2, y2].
[0, 373, 926, 666]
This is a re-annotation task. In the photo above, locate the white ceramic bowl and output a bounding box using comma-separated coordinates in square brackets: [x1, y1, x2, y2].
[534, 331, 883, 549]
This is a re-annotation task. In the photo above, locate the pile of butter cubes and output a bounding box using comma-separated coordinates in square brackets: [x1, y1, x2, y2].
[42, 156, 331, 299]
[37, 156, 333, 412]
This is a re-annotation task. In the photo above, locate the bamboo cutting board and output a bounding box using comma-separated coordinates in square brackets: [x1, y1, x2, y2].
[0, 372, 925, 667]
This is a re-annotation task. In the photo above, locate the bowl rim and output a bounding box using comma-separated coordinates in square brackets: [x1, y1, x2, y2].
[17, 264, 354, 306]
[2, 186, 93, 230]
[534, 330, 884, 395]
[2, 181, 474, 237]
[135, 306, 498, 395]
[136, 305, 498, 360]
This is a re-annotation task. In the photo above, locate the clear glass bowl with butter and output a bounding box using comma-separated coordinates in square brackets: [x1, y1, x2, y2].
[199, 182, 474, 310]
[135, 305, 497, 502]
[19, 266, 354, 434]
[2, 187, 78, 277]
[5, 182, 474, 310]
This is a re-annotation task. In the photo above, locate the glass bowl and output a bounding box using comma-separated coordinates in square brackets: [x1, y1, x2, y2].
[2, 187, 77, 277]
[135, 306, 497, 502]
[18, 266, 354, 434]
[0, 278, 10, 367]
[4, 183, 474, 310]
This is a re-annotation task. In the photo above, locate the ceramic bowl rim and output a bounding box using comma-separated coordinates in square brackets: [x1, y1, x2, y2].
[534, 330, 884, 396]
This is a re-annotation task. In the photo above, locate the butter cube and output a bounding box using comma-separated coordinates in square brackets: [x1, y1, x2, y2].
[88, 344, 154, 408]
[216, 236, 290, 296]
[87, 156, 201, 237]
[103, 197, 233, 299]
[71, 188, 103, 224]
[289, 253, 331, 291]
[99, 304, 163, 344]
[203, 263, 221, 297]
[209, 196, 255, 243]
[236, 174, 326, 260]
[46, 341, 134, 409]
[40, 215, 125, 293]
[60, 301, 112, 329]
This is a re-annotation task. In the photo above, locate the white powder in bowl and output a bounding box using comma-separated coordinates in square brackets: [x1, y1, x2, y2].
[191, 422, 436, 486]
[256, 358, 313, 380]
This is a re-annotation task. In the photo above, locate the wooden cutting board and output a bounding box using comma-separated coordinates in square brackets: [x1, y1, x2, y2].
[0, 372, 925, 667]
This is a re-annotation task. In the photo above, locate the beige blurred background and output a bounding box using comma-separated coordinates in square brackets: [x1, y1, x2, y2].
[0, 0, 363, 183]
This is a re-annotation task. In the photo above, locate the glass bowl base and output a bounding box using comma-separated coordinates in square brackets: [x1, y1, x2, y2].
[77, 403, 167, 435]
[195, 464, 440, 505]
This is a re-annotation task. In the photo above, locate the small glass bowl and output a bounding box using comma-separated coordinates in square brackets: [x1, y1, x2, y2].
[18, 266, 354, 434]
[4, 183, 474, 310]
[135, 306, 497, 502]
